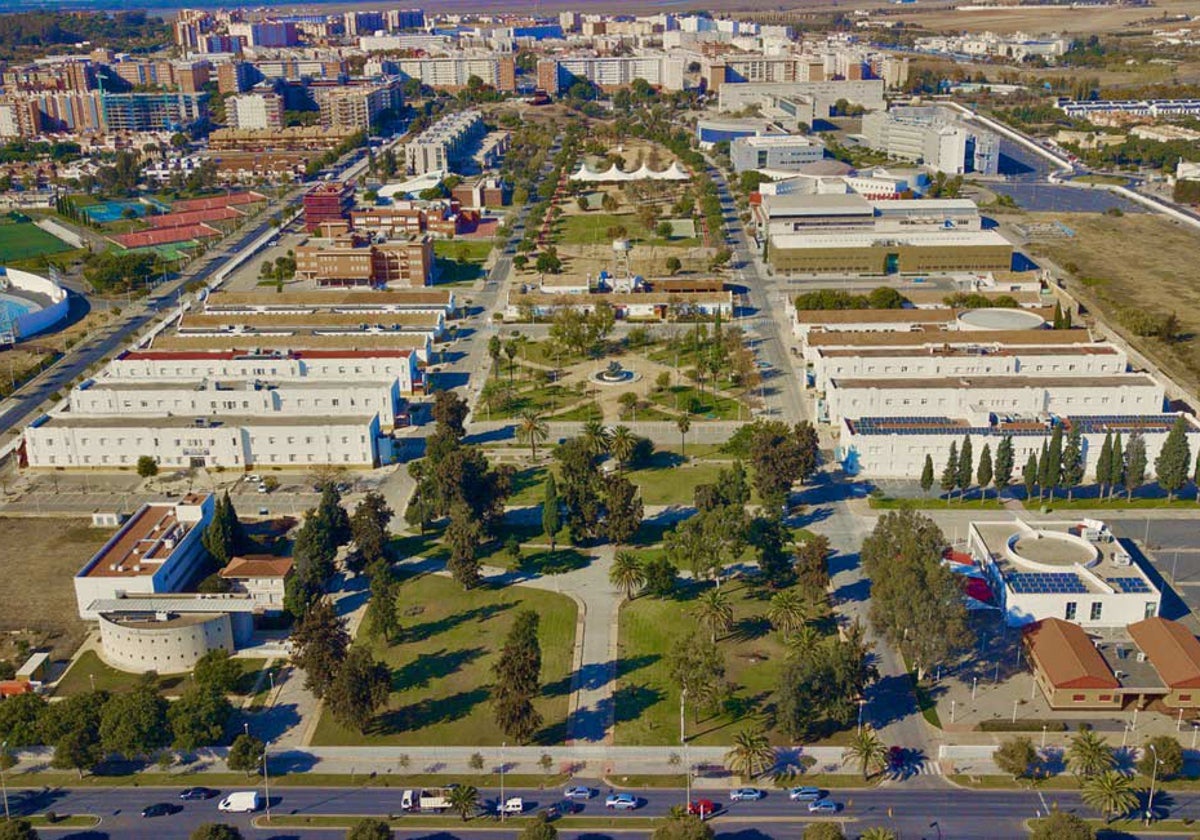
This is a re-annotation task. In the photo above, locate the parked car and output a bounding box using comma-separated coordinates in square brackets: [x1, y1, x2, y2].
[788, 787, 824, 802]
[688, 799, 717, 817]
[141, 803, 179, 818]
[730, 788, 764, 802]
[564, 786, 594, 800]
[179, 787, 217, 801]
[605, 793, 638, 810]
[808, 799, 840, 814]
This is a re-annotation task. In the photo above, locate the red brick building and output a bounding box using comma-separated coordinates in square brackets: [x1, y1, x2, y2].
[303, 181, 356, 233]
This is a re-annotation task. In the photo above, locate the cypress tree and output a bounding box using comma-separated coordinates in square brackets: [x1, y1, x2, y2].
[1061, 424, 1084, 502]
[542, 474, 561, 552]
[1036, 440, 1050, 500]
[920, 454, 935, 496]
[957, 435, 974, 501]
[1044, 424, 1064, 502]
[1125, 432, 1147, 500]
[1023, 451, 1038, 501]
[977, 443, 993, 501]
[1194, 448, 1200, 503]
[994, 435, 1015, 497]
[940, 442, 959, 499]
[1109, 433, 1124, 501]
[1052, 301, 1064, 329]
[1154, 415, 1192, 502]
[491, 610, 543, 743]
[1095, 432, 1113, 501]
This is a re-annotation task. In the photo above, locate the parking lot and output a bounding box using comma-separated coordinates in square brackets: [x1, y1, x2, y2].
[1112, 517, 1200, 622]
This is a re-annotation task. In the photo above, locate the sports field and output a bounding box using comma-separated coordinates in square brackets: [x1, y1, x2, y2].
[0, 219, 72, 263]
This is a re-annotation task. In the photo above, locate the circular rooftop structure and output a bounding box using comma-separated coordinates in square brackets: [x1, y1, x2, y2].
[1006, 528, 1100, 571]
[957, 307, 1045, 332]
[0, 267, 68, 343]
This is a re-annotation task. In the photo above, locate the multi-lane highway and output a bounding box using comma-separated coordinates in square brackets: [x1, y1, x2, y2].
[4, 782, 1105, 839]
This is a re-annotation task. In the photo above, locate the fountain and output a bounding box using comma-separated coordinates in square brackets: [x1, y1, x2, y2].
[593, 360, 637, 385]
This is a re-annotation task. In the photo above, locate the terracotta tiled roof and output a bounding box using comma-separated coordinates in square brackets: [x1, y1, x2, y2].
[220, 555, 294, 579]
[1023, 618, 1119, 690]
[1128, 617, 1200, 689]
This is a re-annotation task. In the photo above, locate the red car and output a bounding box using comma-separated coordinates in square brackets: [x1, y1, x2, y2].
[688, 799, 717, 817]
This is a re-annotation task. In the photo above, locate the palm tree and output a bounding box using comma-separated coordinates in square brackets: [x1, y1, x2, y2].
[582, 419, 611, 458]
[676, 414, 691, 457]
[785, 624, 823, 659]
[1067, 729, 1116, 779]
[845, 727, 888, 780]
[859, 829, 897, 840]
[609, 425, 636, 469]
[503, 338, 519, 384]
[516, 410, 549, 460]
[487, 335, 502, 371]
[1081, 771, 1139, 823]
[448, 784, 480, 821]
[694, 587, 734, 643]
[724, 728, 776, 781]
[610, 551, 645, 600]
[767, 589, 810, 638]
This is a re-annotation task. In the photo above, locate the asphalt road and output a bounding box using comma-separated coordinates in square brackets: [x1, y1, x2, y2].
[3, 783, 1101, 840]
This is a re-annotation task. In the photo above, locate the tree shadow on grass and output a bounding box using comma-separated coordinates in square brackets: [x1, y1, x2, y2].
[391, 647, 486, 691]
[519, 548, 590, 576]
[612, 683, 663, 726]
[369, 687, 490, 735]
[727, 615, 771, 642]
[400, 602, 515, 644]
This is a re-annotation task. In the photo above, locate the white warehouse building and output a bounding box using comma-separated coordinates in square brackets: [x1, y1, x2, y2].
[730, 134, 826, 173]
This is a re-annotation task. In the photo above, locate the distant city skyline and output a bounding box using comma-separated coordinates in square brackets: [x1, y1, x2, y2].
[4, 0, 774, 16]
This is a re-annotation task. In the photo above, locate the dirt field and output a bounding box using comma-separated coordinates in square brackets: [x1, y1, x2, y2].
[0, 517, 114, 662]
[1023, 211, 1200, 394]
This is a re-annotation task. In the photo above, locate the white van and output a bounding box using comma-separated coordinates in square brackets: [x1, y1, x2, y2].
[501, 797, 524, 814]
[401, 790, 415, 811]
[218, 791, 261, 813]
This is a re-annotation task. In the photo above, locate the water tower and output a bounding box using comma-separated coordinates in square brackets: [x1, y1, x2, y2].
[612, 238, 632, 283]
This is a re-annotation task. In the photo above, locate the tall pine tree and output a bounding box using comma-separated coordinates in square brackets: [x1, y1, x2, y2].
[1061, 424, 1084, 502]
[994, 435, 1015, 498]
[1125, 432, 1147, 500]
[1023, 451, 1038, 501]
[1094, 432, 1113, 501]
[940, 442, 959, 499]
[491, 610, 543, 743]
[920, 453, 935, 496]
[1036, 440, 1050, 500]
[956, 435, 974, 501]
[1154, 415, 1192, 502]
[1044, 424, 1064, 502]
[977, 443, 993, 501]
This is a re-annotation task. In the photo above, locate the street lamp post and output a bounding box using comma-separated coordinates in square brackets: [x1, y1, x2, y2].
[1, 738, 10, 821]
[500, 742, 506, 823]
[1192, 722, 1200, 751]
[260, 744, 271, 822]
[1145, 743, 1162, 826]
[679, 688, 687, 745]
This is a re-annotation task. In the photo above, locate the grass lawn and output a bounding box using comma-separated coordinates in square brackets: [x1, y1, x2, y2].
[650, 386, 749, 422]
[54, 650, 268, 697]
[551, 401, 602, 421]
[0, 220, 72, 262]
[434, 257, 485, 286]
[868, 496, 1007, 510]
[508, 466, 552, 507]
[557, 213, 699, 248]
[617, 579, 812, 746]
[434, 239, 493, 263]
[626, 456, 728, 506]
[485, 382, 584, 420]
[310, 573, 577, 746]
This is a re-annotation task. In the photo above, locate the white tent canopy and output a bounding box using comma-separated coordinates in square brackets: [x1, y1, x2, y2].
[569, 161, 690, 183]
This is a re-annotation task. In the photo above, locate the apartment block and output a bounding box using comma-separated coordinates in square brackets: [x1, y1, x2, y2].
[228, 92, 283, 130]
[538, 55, 686, 94]
[311, 82, 401, 132]
[404, 110, 485, 175]
[393, 57, 516, 92]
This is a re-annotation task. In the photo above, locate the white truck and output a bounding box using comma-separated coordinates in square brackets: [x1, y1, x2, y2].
[218, 791, 261, 813]
[401, 788, 453, 812]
